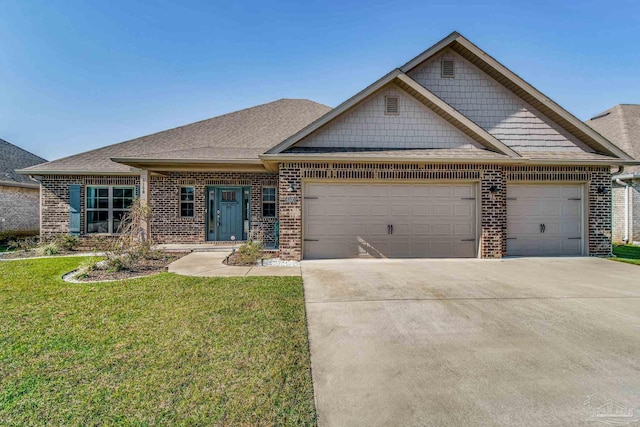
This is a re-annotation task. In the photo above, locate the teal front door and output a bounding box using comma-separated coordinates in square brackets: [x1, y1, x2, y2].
[216, 187, 242, 241]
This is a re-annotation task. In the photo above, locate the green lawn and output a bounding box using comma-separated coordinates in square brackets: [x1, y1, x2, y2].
[611, 244, 640, 266]
[0, 257, 316, 426]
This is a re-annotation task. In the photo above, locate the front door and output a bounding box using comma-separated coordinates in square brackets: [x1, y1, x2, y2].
[216, 187, 243, 241]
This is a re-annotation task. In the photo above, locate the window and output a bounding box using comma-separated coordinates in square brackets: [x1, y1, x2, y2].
[262, 187, 276, 217]
[441, 60, 455, 78]
[180, 187, 195, 217]
[221, 190, 237, 202]
[385, 96, 399, 115]
[86, 186, 135, 234]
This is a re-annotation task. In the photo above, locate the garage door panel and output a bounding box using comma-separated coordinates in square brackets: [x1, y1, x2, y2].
[304, 183, 477, 259]
[507, 184, 583, 257]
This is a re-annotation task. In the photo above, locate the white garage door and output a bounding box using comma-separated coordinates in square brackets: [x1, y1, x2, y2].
[507, 184, 584, 256]
[303, 183, 477, 259]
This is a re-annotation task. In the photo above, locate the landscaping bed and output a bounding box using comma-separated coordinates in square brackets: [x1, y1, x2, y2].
[611, 244, 640, 266]
[0, 257, 316, 425]
[69, 251, 189, 282]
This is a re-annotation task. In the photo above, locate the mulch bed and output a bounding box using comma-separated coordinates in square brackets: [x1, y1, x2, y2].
[75, 252, 189, 282]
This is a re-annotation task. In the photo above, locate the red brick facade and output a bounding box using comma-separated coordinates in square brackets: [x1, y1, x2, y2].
[39, 164, 612, 259]
[277, 162, 612, 260]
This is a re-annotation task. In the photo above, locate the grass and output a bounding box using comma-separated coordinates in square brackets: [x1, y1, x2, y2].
[611, 244, 640, 266]
[0, 257, 316, 426]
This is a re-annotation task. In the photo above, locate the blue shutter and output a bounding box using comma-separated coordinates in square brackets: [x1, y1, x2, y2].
[136, 185, 140, 199]
[69, 184, 81, 235]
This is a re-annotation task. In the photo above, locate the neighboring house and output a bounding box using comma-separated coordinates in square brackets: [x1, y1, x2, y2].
[19, 32, 637, 260]
[0, 139, 46, 235]
[586, 104, 640, 244]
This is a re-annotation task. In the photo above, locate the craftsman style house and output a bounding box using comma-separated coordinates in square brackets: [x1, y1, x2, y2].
[19, 32, 636, 260]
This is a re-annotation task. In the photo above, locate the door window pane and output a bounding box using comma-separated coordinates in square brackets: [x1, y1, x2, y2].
[221, 191, 236, 202]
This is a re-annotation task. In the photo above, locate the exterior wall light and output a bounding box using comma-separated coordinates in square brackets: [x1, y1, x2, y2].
[288, 181, 300, 192]
[597, 186, 609, 194]
[489, 185, 500, 193]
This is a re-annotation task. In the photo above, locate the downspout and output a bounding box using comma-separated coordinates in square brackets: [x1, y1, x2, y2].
[615, 179, 630, 243]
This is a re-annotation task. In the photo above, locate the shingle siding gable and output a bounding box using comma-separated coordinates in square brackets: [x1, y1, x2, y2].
[295, 84, 482, 150]
[408, 49, 592, 153]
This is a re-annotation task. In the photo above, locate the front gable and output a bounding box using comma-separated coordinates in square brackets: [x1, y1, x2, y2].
[407, 48, 591, 153]
[264, 32, 633, 163]
[292, 83, 483, 151]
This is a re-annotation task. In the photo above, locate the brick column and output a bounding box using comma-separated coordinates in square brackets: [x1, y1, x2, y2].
[588, 168, 612, 256]
[278, 163, 302, 260]
[480, 167, 506, 258]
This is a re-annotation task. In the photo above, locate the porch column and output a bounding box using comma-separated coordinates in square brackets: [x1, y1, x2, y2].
[139, 170, 151, 241]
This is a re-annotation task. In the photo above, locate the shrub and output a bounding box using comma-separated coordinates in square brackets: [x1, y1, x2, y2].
[230, 240, 265, 266]
[37, 243, 60, 256]
[7, 236, 40, 251]
[55, 234, 80, 251]
[0, 229, 39, 244]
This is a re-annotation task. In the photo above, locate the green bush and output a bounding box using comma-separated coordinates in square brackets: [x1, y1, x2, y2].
[8, 236, 40, 251]
[55, 234, 80, 251]
[37, 243, 60, 256]
[231, 240, 265, 266]
[0, 229, 39, 244]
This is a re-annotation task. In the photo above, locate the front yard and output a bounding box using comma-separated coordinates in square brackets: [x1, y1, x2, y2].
[0, 257, 316, 426]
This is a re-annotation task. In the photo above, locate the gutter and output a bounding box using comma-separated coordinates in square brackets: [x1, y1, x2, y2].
[0, 180, 40, 189]
[260, 153, 640, 166]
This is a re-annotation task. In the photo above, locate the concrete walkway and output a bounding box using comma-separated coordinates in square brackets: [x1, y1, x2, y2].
[302, 257, 640, 426]
[167, 252, 300, 277]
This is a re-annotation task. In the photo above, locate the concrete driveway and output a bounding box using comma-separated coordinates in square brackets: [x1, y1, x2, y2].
[302, 258, 640, 426]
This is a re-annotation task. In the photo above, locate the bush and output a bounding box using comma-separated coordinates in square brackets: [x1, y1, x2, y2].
[8, 236, 40, 251]
[229, 240, 265, 266]
[37, 243, 60, 256]
[0, 229, 39, 244]
[54, 234, 80, 251]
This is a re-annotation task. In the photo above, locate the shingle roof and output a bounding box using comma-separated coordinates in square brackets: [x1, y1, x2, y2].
[586, 105, 640, 174]
[21, 99, 332, 174]
[0, 139, 46, 187]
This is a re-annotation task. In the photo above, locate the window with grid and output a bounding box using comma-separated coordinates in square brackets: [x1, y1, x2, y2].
[180, 187, 195, 217]
[262, 187, 276, 217]
[86, 186, 135, 234]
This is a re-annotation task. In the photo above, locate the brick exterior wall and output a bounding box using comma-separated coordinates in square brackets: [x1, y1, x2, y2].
[0, 184, 40, 233]
[278, 162, 612, 260]
[39, 173, 280, 245]
[39, 165, 612, 257]
[40, 176, 140, 237]
[407, 48, 589, 153]
[149, 172, 278, 244]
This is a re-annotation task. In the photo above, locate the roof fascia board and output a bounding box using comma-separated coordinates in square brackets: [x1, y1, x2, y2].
[399, 31, 461, 72]
[451, 36, 633, 160]
[111, 157, 263, 165]
[16, 170, 140, 176]
[265, 69, 403, 154]
[394, 74, 521, 158]
[0, 181, 40, 189]
[260, 153, 639, 166]
[260, 154, 515, 164]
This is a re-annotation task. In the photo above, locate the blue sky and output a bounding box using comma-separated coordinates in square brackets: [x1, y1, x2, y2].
[1, 0, 639, 161]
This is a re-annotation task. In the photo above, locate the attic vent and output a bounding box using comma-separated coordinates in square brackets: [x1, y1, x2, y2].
[385, 96, 399, 115]
[441, 60, 455, 78]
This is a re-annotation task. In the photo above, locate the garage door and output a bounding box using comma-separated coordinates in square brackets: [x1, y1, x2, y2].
[507, 184, 584, 256]
[303, 183, 477, 259]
